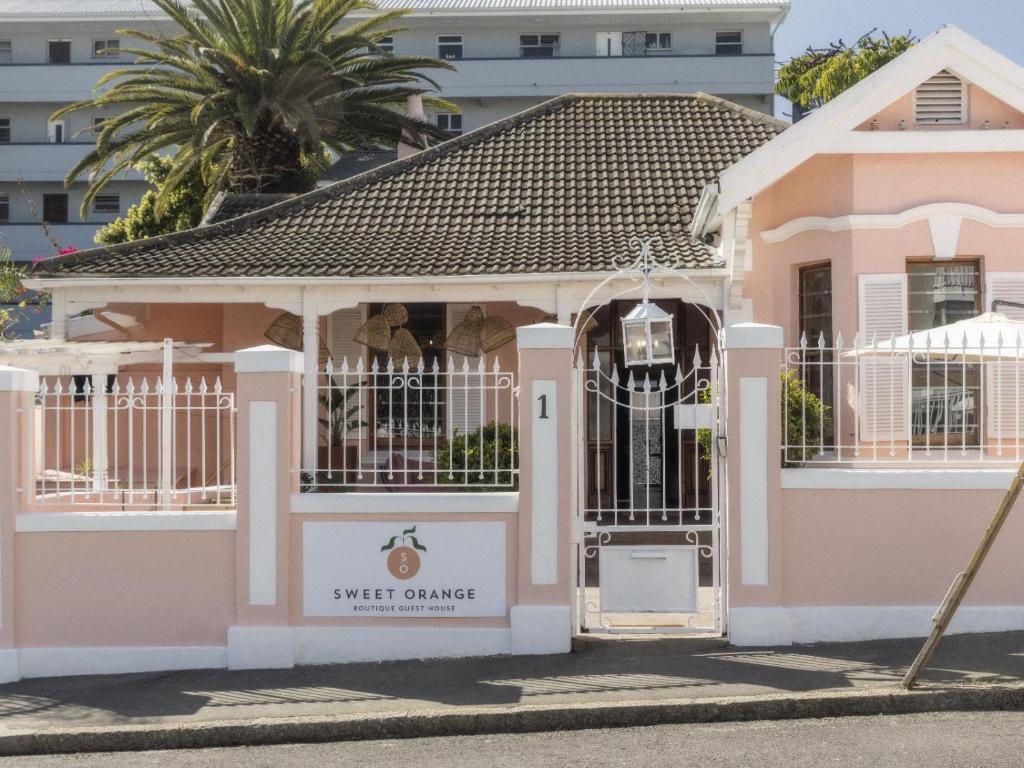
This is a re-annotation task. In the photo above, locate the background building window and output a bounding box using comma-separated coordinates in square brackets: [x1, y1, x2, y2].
[92, 39, 120, 58]
[0, 41, 12, 65]
[645, 32, 672, 51]
[42, 194, 68, 224]
[715, 31, 743, 55]
[92, 117, 107, 134]
[519, 34, 560, 58]
[437, 35, 463, 60]
[47, 120, 67, 144]
[0, 195, 9, 223]
[436, 113, 462, 136]
[0, 118, 10, 144]
[47, 40, 71, 64]
[92, 194, 120, 215]
[377, 36, 394, 53]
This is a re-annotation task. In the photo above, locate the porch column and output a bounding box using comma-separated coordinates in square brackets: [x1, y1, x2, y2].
[89, 370, 115, 493]
[228, 345, 302, 670]
[511, 322, 575, 654]
[301, 290, 318, 475]
[722, 323, 787, 645]
[0, 366, 40, 682]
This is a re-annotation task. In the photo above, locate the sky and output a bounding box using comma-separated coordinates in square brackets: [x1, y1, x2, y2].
[773, 0, 1024, 117]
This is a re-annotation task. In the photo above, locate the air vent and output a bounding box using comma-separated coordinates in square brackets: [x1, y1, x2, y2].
[915, 70, 965, 125]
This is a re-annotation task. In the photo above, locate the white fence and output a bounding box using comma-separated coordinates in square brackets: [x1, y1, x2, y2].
[303, 357, 518, 491]
[784, 333, 1024, 465]
[33, 376, 236, 509]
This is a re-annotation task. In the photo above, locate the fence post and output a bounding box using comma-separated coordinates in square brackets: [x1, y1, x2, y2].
[228, 345, 302, 670]
[722, 323, 787, 645]
[0, 366, 39, 682]
[512, 323, 575, 654]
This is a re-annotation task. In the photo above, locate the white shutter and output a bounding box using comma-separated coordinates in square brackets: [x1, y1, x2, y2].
[327, 306, 366, 368]
[914, 70, 966, 125]
[446, 303, 485, 436]
[985, 274, 1024, 438]
[858, 274, 910, 441]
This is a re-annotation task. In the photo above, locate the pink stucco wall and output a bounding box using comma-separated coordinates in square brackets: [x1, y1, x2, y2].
[775, 487, 1024, 606]
[15, 531, 236, 647]
[746, 151, 1024, 345]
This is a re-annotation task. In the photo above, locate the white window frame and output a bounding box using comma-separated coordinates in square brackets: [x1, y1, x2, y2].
[0, 195, 9, 224]
[47, 120, 68, 144]
[92, 39, 120, 59]
[436, 113, 463, 135]
[92, 194, 120, 215]
[519, 33, 560, 58]
[41, 193, 69, 224]
[47, 39, 72, 64]
[715, 30, 743, 55]
[377, 35, 394, 53]
[0, 117, 10, 144]
[645, 32, 672, 51]
[0, 41, 12, 65]
[437, 34, 463, 60]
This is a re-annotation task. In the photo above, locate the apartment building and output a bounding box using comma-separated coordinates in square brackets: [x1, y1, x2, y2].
[0, 0, 788, 268]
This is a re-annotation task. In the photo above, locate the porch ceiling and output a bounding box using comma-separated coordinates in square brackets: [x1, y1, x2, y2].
[32, 94, 785, 282]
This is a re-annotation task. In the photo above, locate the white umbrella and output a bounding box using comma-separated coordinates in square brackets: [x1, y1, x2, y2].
[846, 312, 1024, 361]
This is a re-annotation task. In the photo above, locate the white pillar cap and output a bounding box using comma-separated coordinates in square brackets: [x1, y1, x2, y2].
[724, 323, 784, 350]
[0, 366, 39, 393]
[234, 345, 304, 374]
[517, 323, 574, 350]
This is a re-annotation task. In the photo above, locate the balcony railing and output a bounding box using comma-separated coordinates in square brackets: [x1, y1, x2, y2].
[783, 334, 1024, 466]
[302, 357, 518, 492]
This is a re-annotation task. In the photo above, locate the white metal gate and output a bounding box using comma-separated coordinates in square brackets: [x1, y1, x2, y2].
[574, 344, 724, 634]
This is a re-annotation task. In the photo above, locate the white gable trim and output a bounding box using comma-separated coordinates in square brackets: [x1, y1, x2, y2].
[717, 25, 1024, 213]
[761, 203, 1024, 258]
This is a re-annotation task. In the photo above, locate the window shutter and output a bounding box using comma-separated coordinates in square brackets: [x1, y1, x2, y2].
[327, 306, 366, 368]
[858, 274, 909, 442]
[446, 303, 485, 436]
[915, 70, 965, 125]
[985, 274, 1024, 438]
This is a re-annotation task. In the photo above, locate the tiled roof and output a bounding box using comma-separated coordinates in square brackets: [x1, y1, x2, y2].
[0, 0, 788, 15]
[322, 149, 399, 183]
[199, 192, 297, 225]
[35, 94, 787, 281]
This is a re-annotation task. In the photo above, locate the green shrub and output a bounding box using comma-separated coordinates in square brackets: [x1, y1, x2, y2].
[434, 422, 518, 491]
[697, 370, 831, 468]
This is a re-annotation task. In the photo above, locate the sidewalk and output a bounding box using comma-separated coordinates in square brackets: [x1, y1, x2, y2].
[0, 631, 1022, 753]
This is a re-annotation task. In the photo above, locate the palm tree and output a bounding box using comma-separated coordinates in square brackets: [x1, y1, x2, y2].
[54, 0, 455, 217]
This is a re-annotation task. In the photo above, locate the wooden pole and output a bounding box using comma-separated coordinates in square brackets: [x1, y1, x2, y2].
[901, 460, 1024, 689]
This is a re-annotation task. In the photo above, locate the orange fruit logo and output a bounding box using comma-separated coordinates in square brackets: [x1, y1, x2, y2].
[381, 526, 427, 581]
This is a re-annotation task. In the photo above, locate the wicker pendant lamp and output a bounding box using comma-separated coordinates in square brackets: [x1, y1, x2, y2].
[479, 315, 516, 353]
[445, 305, 485, 357]
[353, 314, 392, 351]
[263, 312, 330, 365]
[382, 303, 409, 328]
[388, 327, 424, 368]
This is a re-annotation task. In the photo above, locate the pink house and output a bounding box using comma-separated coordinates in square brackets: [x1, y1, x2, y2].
[0, 24, 1022, 679]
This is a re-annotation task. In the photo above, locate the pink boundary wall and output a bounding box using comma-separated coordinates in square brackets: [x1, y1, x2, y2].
[724, 324, 1024, 645]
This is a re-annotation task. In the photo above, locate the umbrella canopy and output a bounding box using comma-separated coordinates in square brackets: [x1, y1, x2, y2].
[846, 312, 1024, 361]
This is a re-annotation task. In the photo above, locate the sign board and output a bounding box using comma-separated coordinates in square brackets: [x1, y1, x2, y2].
[302, 521, 507, 618]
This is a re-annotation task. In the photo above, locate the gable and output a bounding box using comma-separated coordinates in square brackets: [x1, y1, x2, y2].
[715, 25, 1024, 215]
[857, 76, 1024, 131]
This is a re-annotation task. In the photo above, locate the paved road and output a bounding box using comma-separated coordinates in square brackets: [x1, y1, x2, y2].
[6, 711, 1024, 767]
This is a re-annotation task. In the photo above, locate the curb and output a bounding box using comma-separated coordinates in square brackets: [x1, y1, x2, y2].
[3, 683, 1024, 756]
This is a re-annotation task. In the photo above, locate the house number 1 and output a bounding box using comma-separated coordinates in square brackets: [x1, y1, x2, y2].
[537, 394, 549, 419]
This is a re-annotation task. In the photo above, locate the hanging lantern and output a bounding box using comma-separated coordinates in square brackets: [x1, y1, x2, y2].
[620, 300, 675, 367]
